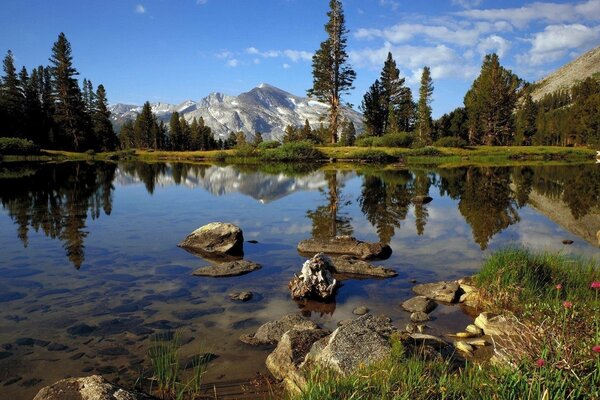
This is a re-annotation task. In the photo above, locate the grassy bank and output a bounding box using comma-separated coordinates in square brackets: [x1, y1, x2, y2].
[1, 145, 595, 167]
[293, 248, 600, 400]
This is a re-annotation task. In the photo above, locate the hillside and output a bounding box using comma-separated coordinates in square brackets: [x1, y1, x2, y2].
[109, 84, 363, 141]
[531, 46, 600, 101]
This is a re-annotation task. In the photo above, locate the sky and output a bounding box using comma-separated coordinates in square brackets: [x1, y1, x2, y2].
[1, 0, 599, 117]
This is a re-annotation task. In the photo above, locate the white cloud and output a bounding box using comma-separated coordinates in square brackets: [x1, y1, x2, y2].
[216, 50, 233, 59]
[379, 0, 399, 11]
[226, 59, 239, 67]
[452, 0, 483, 9]
[517, 24, 600, 65]
[245, 47, 260, 55]
[244, 47, 312, 62]
[135, 4, 146, 14]
[283, 63, 291, 69]
[459, 0, 600, 28]
[477, 35, 511, 58]
[283, 49, 313, 62]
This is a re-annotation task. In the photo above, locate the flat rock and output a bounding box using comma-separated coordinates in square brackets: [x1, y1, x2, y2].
[266, 328, 331, 393]
[178, 222, 244, 257]
[412, 281, 461, 303]
[330, 255, 397, 277]
[401, 296, 437, 313]
[474, 312, 518, 336]
[240, 314, 319, 346]
[410, 311, 430, 323]
[408, 333, 448, 347]
[192, 260, 261, 277]
[228, 291, 253, 301]
[297, 236, 392, 260]
[352, 306, 369, 316]
[32, 375, 154, 400]
[304, 315, 397, 375]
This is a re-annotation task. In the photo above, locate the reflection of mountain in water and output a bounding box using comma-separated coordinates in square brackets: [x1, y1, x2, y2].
[116, 164, 355, 203]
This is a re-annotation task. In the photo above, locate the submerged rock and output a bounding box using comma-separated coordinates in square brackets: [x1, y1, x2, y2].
[239, 313, 319, 346]
[228, 291, 253, 301]
[297, 236, 392, 260]
[352, 306, 369, 316]
[289, 253, 338, 301]
[330, 255, 397, 278]
[192, 260, 261, 277]
[32, 375, 154, 400]
[401, 296, 437, 313]
[178, 222, 244, 257]
[412, 281, 461, 303]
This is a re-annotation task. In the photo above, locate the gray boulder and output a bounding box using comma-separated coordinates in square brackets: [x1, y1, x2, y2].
[179, 222, 243, 257]
[240, 314, 319, 346]
[289, 253, 338, 301]
[228, 291, 253, 301]
[297, 236, 392, 260]
[401, 296, 437, 313]
[412, 281, 461, 303]
[192, 260, 261, 277]
[330, 255, 397, 278]
[33, 375, 154, 400]
[303, 314, 397, 375]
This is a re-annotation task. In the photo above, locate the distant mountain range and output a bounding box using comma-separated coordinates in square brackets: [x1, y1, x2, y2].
[109, 83, 363, 141]
[531, 45, 600, 101]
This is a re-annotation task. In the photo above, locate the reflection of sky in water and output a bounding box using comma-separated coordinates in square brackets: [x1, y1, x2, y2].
[0, 162, 599, 399]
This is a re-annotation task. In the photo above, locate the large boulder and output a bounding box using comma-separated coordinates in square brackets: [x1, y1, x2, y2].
[474, 312, 518, 336]
[297, 236, 392, 260]
[240, 314, 319, 346]
[266, 328, 331, 393]
[303, 314, 397, 375]
[192, 260, 261, 277]
[330, 255, 397, 278]
[412, 281, 461, 303]
[289, 253, 338, 301]
[33, 375, 154, 400]
[178, 222, 244, 257]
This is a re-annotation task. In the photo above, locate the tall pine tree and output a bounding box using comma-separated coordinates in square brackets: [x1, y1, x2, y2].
[0, 50, 23, 137]
[360, 79, 385, 137]
[308, 0, 355, 143]
[416, 66, 433, 145]
[92, 84, 118, 151]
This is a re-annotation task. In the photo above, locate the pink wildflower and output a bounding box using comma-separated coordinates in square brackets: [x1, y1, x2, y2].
[591, 281, 600, 289]
[593, 345, 600, 354]
[562, 301, 573, 309]
[555, 284, 563, 290]
[535, 358, 545, 367]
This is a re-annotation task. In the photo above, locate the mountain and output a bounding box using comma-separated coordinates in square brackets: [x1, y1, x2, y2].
[109, 83, 363, 141]
[531, 46, 600, 102]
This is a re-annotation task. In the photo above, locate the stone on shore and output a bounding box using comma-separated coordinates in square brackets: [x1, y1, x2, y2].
[239, 314, 319, 346]
[474, 312, 518, 336]
[401, 296, 437, 313]
[297, 236, 392, 260]
[410, 311, 430, 323]
[352, 306, 369, 316]
[192, 260, 261, 277]
[178, 222, 244, 257]
[330, 255, 397, 278]
[33, 375, 153, 400]
[412, 281, 461, 303]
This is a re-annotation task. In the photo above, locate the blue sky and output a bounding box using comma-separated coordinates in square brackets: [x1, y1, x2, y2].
[2, 0, 599, 117]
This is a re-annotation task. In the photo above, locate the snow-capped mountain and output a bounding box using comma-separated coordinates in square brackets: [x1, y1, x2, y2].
[109, 83, 363, 140]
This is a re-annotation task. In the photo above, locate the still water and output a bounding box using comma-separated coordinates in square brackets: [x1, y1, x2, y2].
[0, 161, 599, 398]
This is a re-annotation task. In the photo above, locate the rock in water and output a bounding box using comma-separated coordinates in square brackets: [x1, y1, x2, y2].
[330, 255, 397, 278]
[289, 253, 338, 300]
[178, 222, 244, 257]
[297, 236, 392, 260]
[192, 260, 261, 277]
[228, 291, 253, 301]
[412, 281, 461, 303]
[33, 375, 153, 400]
[239, 313, 319, 346]
[401, 296, 437, 313]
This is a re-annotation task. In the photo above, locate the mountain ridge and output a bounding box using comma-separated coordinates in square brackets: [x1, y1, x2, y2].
[109, 83, 363, 141]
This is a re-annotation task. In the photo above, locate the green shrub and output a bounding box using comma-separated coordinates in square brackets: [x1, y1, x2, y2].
[212, 151, 228, 161]
[0, 137, 40, 155]
[434, 136, 467, 148]
[408, 146, 442, 157]
[257, 140, 281, 150]
[234, 143, 259, 158]
[355, 136, 376, 147]
[381, 132, 414, 148]
[261, 141, 324, 161]
[351, 149, 399, 163]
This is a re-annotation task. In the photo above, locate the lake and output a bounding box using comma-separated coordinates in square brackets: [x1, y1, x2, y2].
[0, 161, 599, 399]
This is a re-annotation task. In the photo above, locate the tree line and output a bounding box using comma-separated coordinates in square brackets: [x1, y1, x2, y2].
[0, 33, 118, 151]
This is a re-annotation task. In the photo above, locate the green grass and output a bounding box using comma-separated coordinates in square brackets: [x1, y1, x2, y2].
[293, 248, 600, 400]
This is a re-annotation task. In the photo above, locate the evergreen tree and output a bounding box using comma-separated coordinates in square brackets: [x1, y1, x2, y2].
[464, 54, 521, 145]
[134, 101, 155, 148]
[379, 52, 413, 134]
[360, 79, 385, 136]
[515, 92, 537, 145]
[416, 66, 434, 145]
[179, 115, 192, 150]
[308, 0, 356, 143]
[340, 119, 356, 146]
[169, 112, 182, 150]
[299, 119, 312, 141]
[119, 120, 135, 149]
[0, 50, 24, 137]
[39, 66, 55, 146]
[21, 67, 44, 143]
[283, 124, 299, 143]
[92, 84, 117, 151]
[49, 33, 88, 150]
[253, 131, 263, 146]
[397, 87, 416, 132]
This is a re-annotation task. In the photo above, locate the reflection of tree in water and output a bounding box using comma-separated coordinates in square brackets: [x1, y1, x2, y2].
[413, 170, 434, 236]
[306, 171, 353, 239]
[0, 162, 116, 268]
[512, 166, 534, 208]
[359, 170, 413, 243]
[439, 167, 519, 250]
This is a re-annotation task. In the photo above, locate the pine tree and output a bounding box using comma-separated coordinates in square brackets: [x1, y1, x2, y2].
[283, 124, 299, 143]
[308, 0, 356, 143]
[0, 50, 24, 137]
[21, 67, 44, 143]
[119, 120, 135, 149]
[49, 33, 88, 150]
[299, 119, 312, 141]
[515, 92, 537, 145]
[397, 87, 415, 132]
[40, 66, 55, 146]
[464, 54, 521, 145]
[190, 117, 200, 150]
[360, 79, 385, 136]
[340, 119, 356, 146]
[253, 131, 263, 146]
[416, 66, 434, 145]
[380, 52, 412, 134]
[134, 101, 154, 148]
[169, 112, 182, 150]
[179, 115, 192, 150]
[92, 84, 117, 151]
